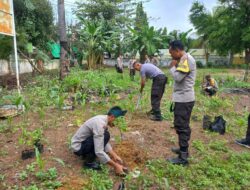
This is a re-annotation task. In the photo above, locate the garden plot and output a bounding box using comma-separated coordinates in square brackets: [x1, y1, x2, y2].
[0, 68, 250, 190]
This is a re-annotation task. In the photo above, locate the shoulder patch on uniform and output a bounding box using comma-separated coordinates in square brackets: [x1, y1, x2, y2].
[176, 59, 190, 73]
[210, 79, 215, 86]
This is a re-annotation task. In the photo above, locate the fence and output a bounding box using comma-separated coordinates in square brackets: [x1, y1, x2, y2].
[0, 59, 60, 76]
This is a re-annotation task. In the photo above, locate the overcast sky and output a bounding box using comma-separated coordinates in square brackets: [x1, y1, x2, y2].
[60, 0, 218, 32]
[144, 0, 218, 32]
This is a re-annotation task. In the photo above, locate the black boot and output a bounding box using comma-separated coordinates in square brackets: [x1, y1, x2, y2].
[167, 151, 189, 166]
[84, 161, 101, 170]
[171, 147, 180, 155]
[83, 154, 101, 170]
[146, 109, 154, 116]
[149, 110, 162, 121]
[235, 139, 250, 148]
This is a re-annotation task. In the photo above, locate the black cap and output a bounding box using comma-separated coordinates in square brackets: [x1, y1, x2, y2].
[108, 106, 127, 118]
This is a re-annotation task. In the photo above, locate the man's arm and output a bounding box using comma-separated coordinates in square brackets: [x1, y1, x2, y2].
[108, 149, 123, 164]
[93, 133, 111, 164]
[140, 77, 146, 93]
[169, 60, 188, 82]
[93, 128, 125, 174]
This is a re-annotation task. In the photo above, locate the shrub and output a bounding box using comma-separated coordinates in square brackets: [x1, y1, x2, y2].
[207, 62, 214, 68]
[196, 61, 204, 68]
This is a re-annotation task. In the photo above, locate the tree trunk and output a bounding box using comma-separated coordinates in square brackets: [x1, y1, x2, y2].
[243, 48, 250, 82]
[204, 43, 209, 66]
[18, 49, 42, 74]
[140, 48, 147, 63]
[58, 0, 69, 80]
[228, 50, 234, 66]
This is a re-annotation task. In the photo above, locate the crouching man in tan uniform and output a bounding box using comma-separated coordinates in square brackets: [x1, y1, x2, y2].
[71, 106, 127, 175]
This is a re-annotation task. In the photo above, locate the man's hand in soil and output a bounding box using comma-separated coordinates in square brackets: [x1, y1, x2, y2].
[108, 150, 123, 164]
[114, 155, 123, 164]
[115, 163, 126, 175]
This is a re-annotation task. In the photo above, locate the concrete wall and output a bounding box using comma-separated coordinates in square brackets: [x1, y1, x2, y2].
[0, 59, 60, 76]
[0, 60, 9, 76]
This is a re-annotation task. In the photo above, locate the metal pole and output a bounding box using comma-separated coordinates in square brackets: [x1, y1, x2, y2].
[11, 0, 20, 94]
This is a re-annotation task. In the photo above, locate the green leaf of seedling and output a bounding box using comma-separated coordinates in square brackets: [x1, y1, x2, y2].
[53, 158, 65, 167]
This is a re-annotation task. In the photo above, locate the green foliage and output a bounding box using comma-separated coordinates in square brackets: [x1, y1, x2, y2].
[19, 170, 28, 181]
[76, 0, 137, 65]
[42, 180, 62, 189]
[0, 174, 5, 181]
[21, 185, 39, 190]
[0, 35, 13, 60]
[219, 75, 250, 88]
[35, 167, 61, 189]
[78, 20, 109, 69]
[129, 2, 172, 61]
[1, 94, 24, 106]
[83, 167, 113, 190]
[127, 150, 250, 190]
[35, 167, 57, 181]
[34, 49, 50, 63]
[129, 25, 167, 59]
[52, 158, 65, 167]
[62, 68, 137, 105]
[35, 147, 45, 171]
[209, 140, 229, 152]
[14, 0, 54, 50]
[190, 0, 250, 59]
[19, 127, 43, 146]
[114, 116, 128, 141]
[196, 61, 204, 68]
[114, 116, 127, 133]
[207, 62, 213, 68]
[26, 163, 36, 173]
[169, 29, 193, 52]
[192, 140, 206, 152]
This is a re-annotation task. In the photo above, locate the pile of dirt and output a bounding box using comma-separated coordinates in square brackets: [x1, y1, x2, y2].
[113, 140, 148, 169]
[57, 176, 88, 190]
[0, 74, 30, 90]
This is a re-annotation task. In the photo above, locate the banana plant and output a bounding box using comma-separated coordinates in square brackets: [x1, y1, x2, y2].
[79, 19, 120, 69]
[128, 25, 166, 62]
[169, 29, 193, 52]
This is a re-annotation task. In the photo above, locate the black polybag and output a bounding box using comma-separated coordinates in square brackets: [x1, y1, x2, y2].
[202, 115, 212, 130]
[202, 115, 226, 135]
[210, 116, 226, 134]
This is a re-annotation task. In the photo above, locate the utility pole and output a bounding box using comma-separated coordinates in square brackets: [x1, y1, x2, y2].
[58, 0, 69, 80]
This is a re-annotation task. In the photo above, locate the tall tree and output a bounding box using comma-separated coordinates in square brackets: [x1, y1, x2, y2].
[58, 0, 69, 79]
[218, 0, 250, 80]
[134, 2, 149, 62]
[189, 1, 214, 64]
[14, 0, 54, 50]
[190, 0, 250, 79]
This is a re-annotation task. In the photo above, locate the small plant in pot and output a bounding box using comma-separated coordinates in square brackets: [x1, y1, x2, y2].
[19, 127, 44, 160]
